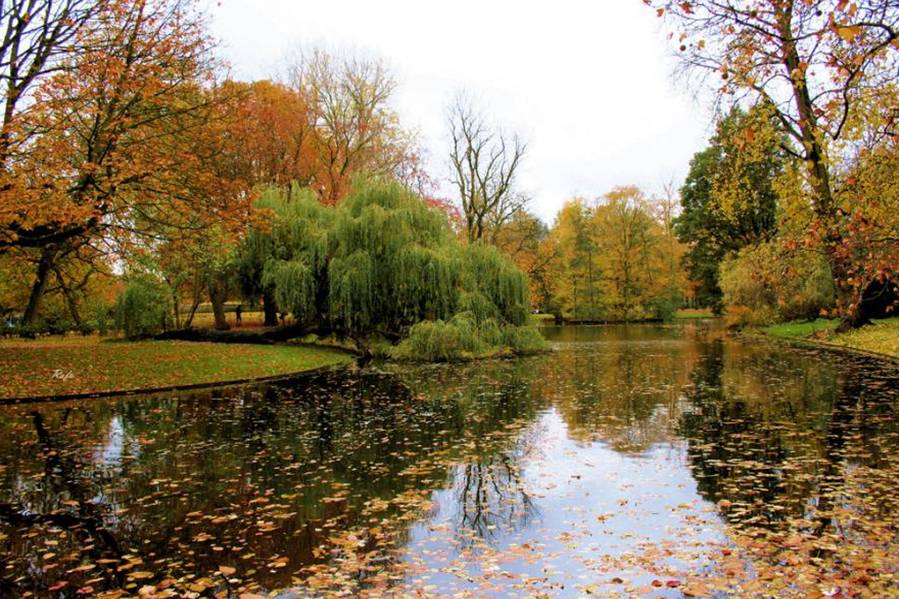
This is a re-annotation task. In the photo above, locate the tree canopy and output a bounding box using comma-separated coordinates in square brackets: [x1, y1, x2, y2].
[236, 178, 541, 359]
[675, 105, 783, 312]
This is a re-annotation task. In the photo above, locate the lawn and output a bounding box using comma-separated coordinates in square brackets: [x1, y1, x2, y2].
[0, 336, 353, 400]
[675, 308, 717, 319]
[186, 310, 271, 329]
[529, 313, 557, 325]
[762, 318, 839, 339]
[762, 317, 899, 359]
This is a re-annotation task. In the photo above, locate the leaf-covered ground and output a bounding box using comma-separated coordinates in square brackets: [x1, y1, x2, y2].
[763, 317, 899, 359]
[0, 336, 352, 399]
[828, 317, 899, 358]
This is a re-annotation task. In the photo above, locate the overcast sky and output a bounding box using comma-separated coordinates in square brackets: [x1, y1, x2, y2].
[204, 0, 713, 223]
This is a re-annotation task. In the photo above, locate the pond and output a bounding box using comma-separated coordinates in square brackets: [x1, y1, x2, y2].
[1, 323, 898, 598]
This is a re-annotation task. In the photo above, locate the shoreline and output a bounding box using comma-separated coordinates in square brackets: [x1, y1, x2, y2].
[0, 338, 355, 405]
[0, 362, 352, 406]
[743, 329, 899, 364]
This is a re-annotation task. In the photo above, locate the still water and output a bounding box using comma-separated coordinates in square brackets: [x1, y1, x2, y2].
[1, 323, 897, 597]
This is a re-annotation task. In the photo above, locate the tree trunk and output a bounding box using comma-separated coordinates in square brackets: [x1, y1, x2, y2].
[262, 290, 278, 327]
[776, 7, 855, 320]
[22, 248, 56, 326]
[54, 269, 83, 329]
[172, 291, 181, 329]
[183, 279, 203, 328]
[208, 284, 230, 331]
[184, 295, 201, 328]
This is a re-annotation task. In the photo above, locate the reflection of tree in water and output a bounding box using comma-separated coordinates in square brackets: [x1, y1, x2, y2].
[678, 340, 800, 526]
[538, 333, 700, 453]
[452, 430, 542, 545]
[0, 362, 550, 596]
[678, 339, 899, 538]
[0, 410, 124, 595]
[384, 359, 547, 548]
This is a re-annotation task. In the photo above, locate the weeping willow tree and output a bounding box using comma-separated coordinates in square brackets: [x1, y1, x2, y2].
[237, 177, 545, 359]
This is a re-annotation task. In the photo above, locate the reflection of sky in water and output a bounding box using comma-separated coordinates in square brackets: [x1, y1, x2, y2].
[93, 415, 140, 466]
[91, 415, 140, 519]
[402, 408, 729, 597]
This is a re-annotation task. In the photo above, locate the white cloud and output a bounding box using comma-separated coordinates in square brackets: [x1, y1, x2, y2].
[204, 0, 713, 222]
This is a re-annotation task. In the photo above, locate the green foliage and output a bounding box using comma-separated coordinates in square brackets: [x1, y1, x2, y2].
[649, 291, 680, 322]
[719, 241, 834, 326]
[390, 316, 547, 362]
[501, 324, 548, 355]
[675, 105, 783, 312]
[461, 243, 530, 326]
[238, 177, 542, 360]
[762, 319, 839, 339]
[391, 320, 466, 361]
[264, 259, 317, 323]
[115, 277, 172, 339]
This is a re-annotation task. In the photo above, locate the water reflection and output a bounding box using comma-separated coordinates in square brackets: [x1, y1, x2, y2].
[0, 323, 897, 597]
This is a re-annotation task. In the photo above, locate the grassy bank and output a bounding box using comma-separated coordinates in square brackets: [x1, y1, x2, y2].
[675, 308, 717, 319]
[0, 336, 353, 400]
[760, 317, 899, 359]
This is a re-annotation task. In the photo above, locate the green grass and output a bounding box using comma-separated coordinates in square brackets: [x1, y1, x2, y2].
[675, 308, 717, 319]
[0, 336, 352, 400]
[762, 318, 839, 339]
[529, 313, 557, 325]
[761, 317, 899, 359]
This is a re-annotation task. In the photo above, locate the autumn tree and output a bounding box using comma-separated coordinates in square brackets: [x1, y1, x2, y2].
[551, 199, 603, 320]
[548, 188, 689, 321]
[832, 132, 899, 320]
[653, 183, 690, 313]
[0, 240, 114, 332]
[289, 49, 423, 205]
[447, 94, 527, 243]
[0, 0, 252, 325]
[223, 79, 319, 189]
[648, 0, 899, 317]
[675, 105, 783, 311]
[593, 187, 661, 322]
[492, 209, 558, 312]
[0, 0, 103, 169]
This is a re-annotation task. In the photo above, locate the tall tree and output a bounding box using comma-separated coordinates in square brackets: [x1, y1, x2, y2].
[447, 95, 527, 243]
[551, 199, 602, 320]
[649, 0, 899, 316]
[593, 187, 659, 322]
[289, 49, 421, 205]
[1, 0, 250, 324]
[675, 105, 782, 312]
[226, 79, 319, 189]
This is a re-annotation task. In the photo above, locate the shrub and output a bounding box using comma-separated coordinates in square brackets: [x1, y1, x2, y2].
[391, 320, 465, 361]
[391, 317, 548, 361]
[649, 292, 680, 322]
[720, 241, 834, 325]
[115, 277, 172, 339]
[448, 312, 486, 353]
[502, 325, 549, 354]
[723, 304, 778, 329]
